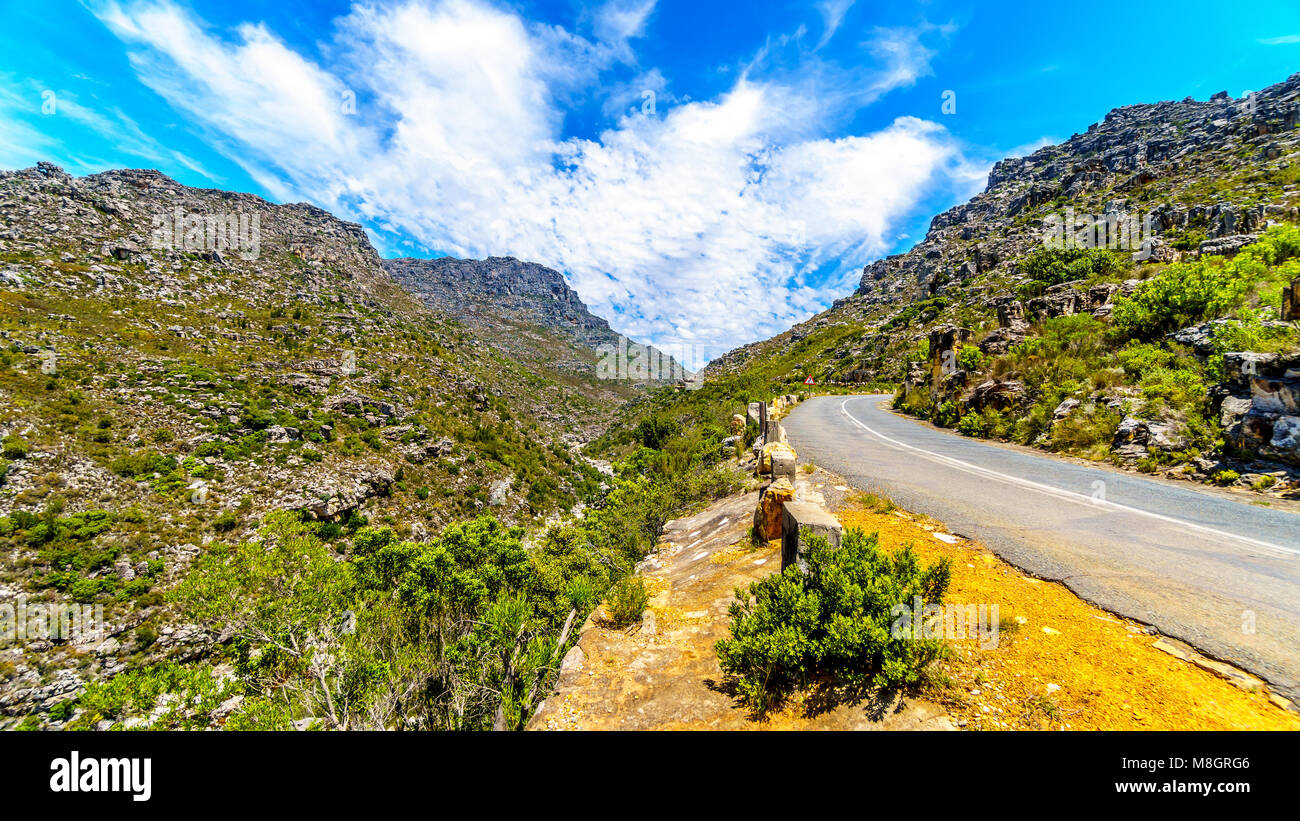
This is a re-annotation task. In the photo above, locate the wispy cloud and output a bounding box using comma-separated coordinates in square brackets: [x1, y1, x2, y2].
[593, 0, 656, 61]
[816, 0, 855, 50]
[0, 72, 212, 178]
[88, 0, 969, 363]
[1259, 34, 1300, 45]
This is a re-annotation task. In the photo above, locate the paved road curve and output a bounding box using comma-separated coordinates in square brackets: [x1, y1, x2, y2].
[784, 394, 1300, 701]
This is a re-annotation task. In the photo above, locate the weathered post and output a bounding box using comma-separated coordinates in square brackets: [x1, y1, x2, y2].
[781, 502, 842, 574]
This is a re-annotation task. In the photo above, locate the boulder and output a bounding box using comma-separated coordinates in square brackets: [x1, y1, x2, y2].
[753, 478, 794, 543]
[265, 425, 300, 444]
[1219, 394, 1253, 428]
[1146, 421, 1189, 452]
[1198, 234, 1259, 257]
[109, 240, 142, 261]
[1224, 352, 1281, 387]
[1112, 416, 1151, 459]
[1284, 275, 1299, 322]
[1251, 376, 1300, 415]
[978, 326, 1023, 355]
[1271, 415, 1300, 451]
[968, 379, 1025, 412]
[1052, 398, 1080, 419]
[1113, 416, 1187, 455]
[489, 478, 511, 506]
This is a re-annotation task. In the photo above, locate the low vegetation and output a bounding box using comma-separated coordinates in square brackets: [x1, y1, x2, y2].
[897, 226, 1300, 465]
[715, 529, 952, 714]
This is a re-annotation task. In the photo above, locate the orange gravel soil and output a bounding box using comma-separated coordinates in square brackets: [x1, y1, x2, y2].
[836, 506, 1300, 731]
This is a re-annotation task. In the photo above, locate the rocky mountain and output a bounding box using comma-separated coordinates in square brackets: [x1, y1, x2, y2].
[386, 256, 616, 349]
[0, 163, 646, 723]
[386, 256, 690, 382]
[701, 71, 1300, 495]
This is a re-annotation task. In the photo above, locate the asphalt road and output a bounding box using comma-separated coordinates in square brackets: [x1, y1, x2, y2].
[783, 394, 1300, 701]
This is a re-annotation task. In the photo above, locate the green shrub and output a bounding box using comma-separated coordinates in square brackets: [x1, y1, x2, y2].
[1049, 403, 1121, 456]
[109, 450, 177, 479]
[1109, 226, 1300, 343]
[1016, 247, 1125, 298]
[956, 344, 984, 372]
[1, 437, 29, 460]
[607, 576, 649, 627]
[716, 528, 951, 714]
[633, 415, 680, 450]
[1110, 259, 1247, 341]
[1212, 469, 1240, 486]
[933, 400, 960, 428]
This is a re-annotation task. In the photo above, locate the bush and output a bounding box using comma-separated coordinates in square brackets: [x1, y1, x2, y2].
[1, 437, 29, 459]
[606, 576, 649, 627]
[109, 450, 177, 479]
[1108, 225, 1300, 343]
[1049, 403, 1121, 456]
[1212, 469, 1240, 486]
[1017, 247, 1125, 298]
[633, 415, 680, 450]
[933, 400, 960, 428]
[1109, 259, 1248, 341]
[716, 528, 951, 714]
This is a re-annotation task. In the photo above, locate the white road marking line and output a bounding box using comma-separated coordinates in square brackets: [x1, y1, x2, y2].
[838, 397, 1298, 557]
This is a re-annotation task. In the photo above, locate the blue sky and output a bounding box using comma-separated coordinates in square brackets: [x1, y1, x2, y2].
[2, 0, 1299, 365]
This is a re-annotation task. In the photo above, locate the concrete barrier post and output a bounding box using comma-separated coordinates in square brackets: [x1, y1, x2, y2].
[781, 502, 843, 574]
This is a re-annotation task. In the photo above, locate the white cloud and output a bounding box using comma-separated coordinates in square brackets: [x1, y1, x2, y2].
[90, 0, 967, 365]
[1260, 34, 1300, 45]
[593, 0, 656, 60]
[816, 0, 855, 49]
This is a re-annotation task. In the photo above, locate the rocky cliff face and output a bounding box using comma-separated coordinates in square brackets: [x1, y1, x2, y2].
[386, 255, 690, 382]
[385, 256, 617, 351]
[856, 75, 1300, 306]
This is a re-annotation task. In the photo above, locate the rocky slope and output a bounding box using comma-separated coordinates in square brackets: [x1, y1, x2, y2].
[386, 256, 617, 349]
[700, 71, 1300, 495]
[386, 256, 689, 381]
[0, 163, 640, 722]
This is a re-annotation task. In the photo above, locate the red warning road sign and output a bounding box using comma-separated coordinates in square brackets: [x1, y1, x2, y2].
[803, 375, 815, 385]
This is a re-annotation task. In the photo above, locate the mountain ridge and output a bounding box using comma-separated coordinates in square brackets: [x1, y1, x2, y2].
[704, 71, 1300, 382]
[385, 254, 691, 381]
